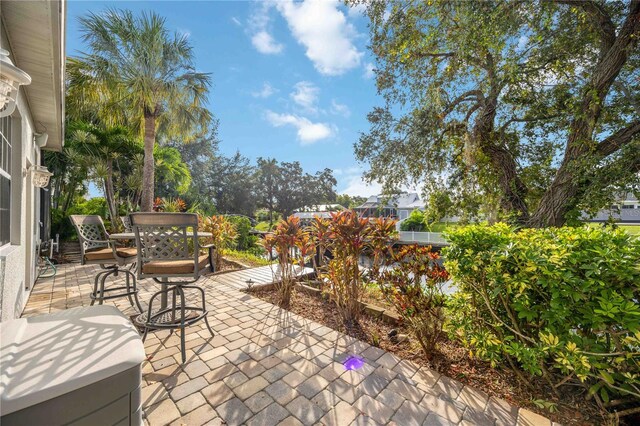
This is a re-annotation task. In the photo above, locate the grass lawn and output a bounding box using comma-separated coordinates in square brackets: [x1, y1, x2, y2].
[254, 221, 271, 231]
[586, 222, 640, 235]
[224, 249, 272, 267]
[619, 224, 640, 235]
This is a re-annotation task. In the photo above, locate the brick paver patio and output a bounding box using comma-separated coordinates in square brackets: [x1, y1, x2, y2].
[21, 263, 553, 426]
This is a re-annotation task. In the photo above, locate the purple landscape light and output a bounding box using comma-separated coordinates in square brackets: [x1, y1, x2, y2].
[343, 356, 365, 371]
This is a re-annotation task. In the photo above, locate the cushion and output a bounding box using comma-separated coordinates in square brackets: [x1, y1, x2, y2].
[116, 247, 137, 258]
[84, 247, 114, 261]
[141, 254, 210, 275]
[84, 247, 138, 261]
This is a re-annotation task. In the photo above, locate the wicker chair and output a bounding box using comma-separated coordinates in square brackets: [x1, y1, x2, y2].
[70, 215, 143, 312]
[130, 212, 215, 363]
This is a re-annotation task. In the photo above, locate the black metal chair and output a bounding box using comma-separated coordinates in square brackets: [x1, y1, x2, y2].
[130, 212, 215, 363]
[70, 215, 143, 312]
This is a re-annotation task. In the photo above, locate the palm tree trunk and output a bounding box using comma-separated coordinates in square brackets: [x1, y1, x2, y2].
[104, 158, 119, 229]
[141, 112, 156, 212]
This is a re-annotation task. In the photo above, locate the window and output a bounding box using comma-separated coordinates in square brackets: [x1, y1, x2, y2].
[622, 204, 635, 209]
[0, 116, 11, 246]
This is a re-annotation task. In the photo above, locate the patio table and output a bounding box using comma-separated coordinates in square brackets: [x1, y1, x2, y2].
[109, 232, 213, 311]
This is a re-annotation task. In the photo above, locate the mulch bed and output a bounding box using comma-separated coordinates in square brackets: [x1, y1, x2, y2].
[252, 287, 605, 425]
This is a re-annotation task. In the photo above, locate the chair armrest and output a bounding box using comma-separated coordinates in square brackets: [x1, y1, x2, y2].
[201, 244, 216, 250]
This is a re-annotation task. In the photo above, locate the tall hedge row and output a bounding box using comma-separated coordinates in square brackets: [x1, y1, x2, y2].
[443, 224, 640, 404]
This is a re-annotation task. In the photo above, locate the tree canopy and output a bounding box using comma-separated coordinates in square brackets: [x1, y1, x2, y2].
[255, 158, 338, 218]
[355, 0, 640, 226]
[71, 8, 212, 211]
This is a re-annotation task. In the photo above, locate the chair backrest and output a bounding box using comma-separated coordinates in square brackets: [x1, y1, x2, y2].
[120, 216, 132, 232]
[130, 213, 200, 278]
[70, 215, 109, 263]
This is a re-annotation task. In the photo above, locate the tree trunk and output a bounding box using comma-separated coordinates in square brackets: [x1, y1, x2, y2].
[141, 112, 156, 212]
[104, 157, 119, 230]
[529, 0, 640, 227]
[473, 94, 530, 223]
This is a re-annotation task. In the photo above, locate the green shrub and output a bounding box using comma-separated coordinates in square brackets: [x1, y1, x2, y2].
[400, 209, 427, 231]
[227, 216, 257, 251]
[54, 197, 110, 239]
[443, 224, 640, 404]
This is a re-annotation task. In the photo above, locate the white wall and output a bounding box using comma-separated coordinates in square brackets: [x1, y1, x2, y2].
[0, 28, 42, 321]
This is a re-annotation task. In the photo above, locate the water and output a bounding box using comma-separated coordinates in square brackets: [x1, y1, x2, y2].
[358, 254, 457, 295]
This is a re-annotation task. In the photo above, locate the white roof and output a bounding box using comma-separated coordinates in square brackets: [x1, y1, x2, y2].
[356, 193, 423, 210]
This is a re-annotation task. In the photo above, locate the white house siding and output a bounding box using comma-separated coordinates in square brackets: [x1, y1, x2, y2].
[0, 77, 41, 321]
[0, 2, 60, 321]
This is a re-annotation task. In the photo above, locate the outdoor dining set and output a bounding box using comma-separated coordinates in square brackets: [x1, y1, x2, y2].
[70, 213, 217, 364]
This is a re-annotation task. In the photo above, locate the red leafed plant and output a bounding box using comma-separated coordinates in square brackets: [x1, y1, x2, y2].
[314, 210, 397, 324]
[380, 244, 449, 357]
[262, 216, 310, 309]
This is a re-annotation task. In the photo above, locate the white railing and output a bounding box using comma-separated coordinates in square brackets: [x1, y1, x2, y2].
[397, 231, 448, 245]
[587, 208, 640, 223]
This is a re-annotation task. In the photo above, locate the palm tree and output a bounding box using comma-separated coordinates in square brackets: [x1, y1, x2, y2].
[74, 9, 211, 211]
[68, 122, 141, 225]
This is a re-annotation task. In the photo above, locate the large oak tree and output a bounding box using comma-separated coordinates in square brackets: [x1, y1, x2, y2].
[355, 0, 640, 226]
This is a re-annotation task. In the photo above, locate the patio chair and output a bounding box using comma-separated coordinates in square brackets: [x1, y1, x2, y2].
[120, 215, 133, 232]
[70, 215, 143, 313]
[129, 212, 215, 363]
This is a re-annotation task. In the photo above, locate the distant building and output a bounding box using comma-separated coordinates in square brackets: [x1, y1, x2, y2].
[293, 204, 345, 221]
[586, 193, 640, 224]
[354, 193, 423, 220]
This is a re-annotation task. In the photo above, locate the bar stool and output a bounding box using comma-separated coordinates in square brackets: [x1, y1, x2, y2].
[130, 212, 215, 363]
[70, 215, 143, 312]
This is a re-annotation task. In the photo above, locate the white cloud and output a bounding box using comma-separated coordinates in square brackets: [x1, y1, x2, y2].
[265, 110, 332, 145]
[231, 17, 242, 27]
[252, 31, 284, 54]
[248, 3, 284, 55]
[275, 0, 363, 75]
[252, 82, 277, 98]
[330, 99, 350, 117]
[340, 173, 383, 197]
[363, 62, 375, 79]
[291, 81, 320, 112]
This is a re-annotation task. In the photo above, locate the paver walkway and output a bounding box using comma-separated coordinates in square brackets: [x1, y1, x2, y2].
[213, 265, 314, 291]
[21, 263, 552, 426]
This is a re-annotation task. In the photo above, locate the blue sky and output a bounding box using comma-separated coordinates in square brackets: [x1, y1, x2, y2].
[67, 0, 385, 197]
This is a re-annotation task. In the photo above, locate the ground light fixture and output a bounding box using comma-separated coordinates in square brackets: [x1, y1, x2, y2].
[0, 49, 31, 118]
